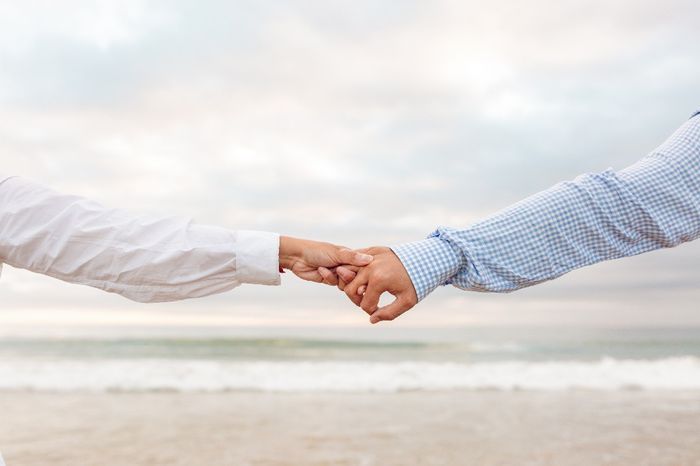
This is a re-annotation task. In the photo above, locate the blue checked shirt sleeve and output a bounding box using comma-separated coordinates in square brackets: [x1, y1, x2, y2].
[392, 110, 700, 301]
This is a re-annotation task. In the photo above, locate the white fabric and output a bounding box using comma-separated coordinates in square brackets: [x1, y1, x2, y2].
[0, 175, 280, 302]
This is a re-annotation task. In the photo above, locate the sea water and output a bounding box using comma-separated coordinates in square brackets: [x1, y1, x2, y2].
[1, 326, 700, 392]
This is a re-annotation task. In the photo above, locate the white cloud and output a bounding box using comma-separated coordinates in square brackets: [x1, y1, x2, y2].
[0, 0, 173, 53]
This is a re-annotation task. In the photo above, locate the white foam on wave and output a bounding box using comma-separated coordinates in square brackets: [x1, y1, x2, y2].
[1, 357, 700, 392]
[468, 342, 528, 353]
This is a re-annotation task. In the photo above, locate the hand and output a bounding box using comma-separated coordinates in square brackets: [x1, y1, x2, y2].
[279, 236, 373, 283]
[331, 247, 418, 324]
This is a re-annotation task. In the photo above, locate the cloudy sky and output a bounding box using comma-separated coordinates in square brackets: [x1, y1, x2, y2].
[1, 0, 699, 333]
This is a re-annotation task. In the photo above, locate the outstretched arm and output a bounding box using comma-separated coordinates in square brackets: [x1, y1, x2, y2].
[0, 176, 371, 303]
[339, 110, 700, 323]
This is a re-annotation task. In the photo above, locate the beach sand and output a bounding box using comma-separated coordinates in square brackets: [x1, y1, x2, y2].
[1, 391, 699, 466]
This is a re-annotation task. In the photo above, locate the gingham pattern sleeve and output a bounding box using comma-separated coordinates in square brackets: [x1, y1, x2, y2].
[391, 237, 462, 301]
[392, 109, 700, 301]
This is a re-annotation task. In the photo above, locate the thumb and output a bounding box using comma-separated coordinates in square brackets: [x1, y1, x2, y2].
[337, 248, 373, 266]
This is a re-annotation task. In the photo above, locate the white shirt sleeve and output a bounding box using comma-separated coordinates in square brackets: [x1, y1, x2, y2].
[0, 175, 281, 303]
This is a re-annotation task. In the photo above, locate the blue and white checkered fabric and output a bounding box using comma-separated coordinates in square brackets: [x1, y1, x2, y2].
[392, 109, 700, 301]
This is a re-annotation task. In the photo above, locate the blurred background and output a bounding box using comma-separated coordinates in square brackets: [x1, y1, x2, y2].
[1, 1, 700, 465]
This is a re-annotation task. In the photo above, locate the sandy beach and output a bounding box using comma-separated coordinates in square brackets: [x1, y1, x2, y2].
[1, 390, 699, 466]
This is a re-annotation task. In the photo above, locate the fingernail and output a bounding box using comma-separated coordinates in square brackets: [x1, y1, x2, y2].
[357, 286, 366, 295]
[357, 253, 373, 262]
[370, 315, 380, 324]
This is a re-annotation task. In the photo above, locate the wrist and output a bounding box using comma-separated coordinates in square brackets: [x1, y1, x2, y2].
[279, 236, 305, 270]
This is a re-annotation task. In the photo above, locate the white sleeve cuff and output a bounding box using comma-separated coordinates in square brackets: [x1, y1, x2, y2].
[236, 230, 281, 286]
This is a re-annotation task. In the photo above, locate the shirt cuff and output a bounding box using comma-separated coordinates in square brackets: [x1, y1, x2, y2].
[391, 236, 462, 301]
[236, 230, 281, 286]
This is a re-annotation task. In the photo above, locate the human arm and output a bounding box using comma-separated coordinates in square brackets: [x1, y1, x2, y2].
[339, 110, 700, 323]
[0, 176, 371, 303]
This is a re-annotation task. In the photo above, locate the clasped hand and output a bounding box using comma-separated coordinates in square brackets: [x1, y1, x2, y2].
[280, 237, 418, 324]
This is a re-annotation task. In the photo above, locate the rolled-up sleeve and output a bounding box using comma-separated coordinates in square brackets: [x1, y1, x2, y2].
[0, 176, 280, 302]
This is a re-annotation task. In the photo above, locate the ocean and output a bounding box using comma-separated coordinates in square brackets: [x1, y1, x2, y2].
[2, 326, 700, 392]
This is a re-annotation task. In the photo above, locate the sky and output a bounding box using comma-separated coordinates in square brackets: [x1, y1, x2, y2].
[1, 0, 699, 333]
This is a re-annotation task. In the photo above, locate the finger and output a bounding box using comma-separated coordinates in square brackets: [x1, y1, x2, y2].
[360, 283, 383, 315]
[369, 295, 413, 324]
[357, 285, 366, 295]
[299, 270, 323, 283]
[344, 269, 369, 307]
[337, 248, 373, 267]
[336, 267, 357, 292]
[336, 266, 357, 283]
[317, 267, 338, 286]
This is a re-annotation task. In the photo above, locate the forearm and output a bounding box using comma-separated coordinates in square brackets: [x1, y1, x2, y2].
[393, 113, 700, 300]
[0, 177, 280, 302]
